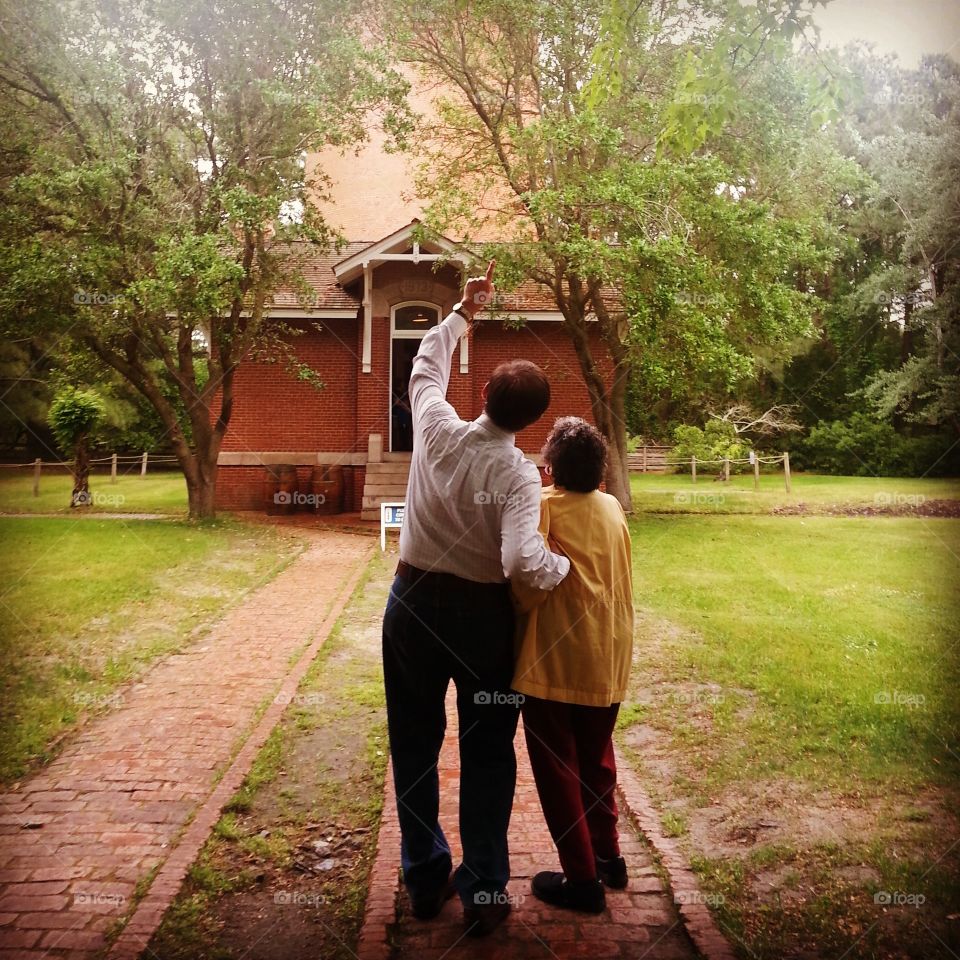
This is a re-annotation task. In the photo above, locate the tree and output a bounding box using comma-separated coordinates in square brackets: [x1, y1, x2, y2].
[853, 55, 960, 440]
[769, 47, 960, 456]
[0, 0, 409, 517]
[47, 387, 104, 507]
[381, 0, 849, 509]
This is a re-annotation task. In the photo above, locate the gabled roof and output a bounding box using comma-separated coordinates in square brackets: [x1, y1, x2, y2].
[261, 225, 579, 317]
[333, 219, 469, 286]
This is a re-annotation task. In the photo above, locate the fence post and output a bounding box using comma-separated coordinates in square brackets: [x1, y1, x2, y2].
[691, 456, 697, 484]
[110, 453, 118, 484]
[141, 451, 148, 478]
[33, 458, 41, 497]
[783, 451, 792, 493]
[723, 457, 730, 483]
[753, 451, 760, 491]
[641, 445, 648, 473]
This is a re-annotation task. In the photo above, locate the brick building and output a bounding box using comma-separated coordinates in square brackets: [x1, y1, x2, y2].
[216, 119, 611, 517]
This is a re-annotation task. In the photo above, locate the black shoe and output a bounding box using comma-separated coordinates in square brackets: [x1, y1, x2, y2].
[410, 878, 455, 920]
[463, 899, 511, 937]
[595, 855, 628, 889]
[531, 871, 606, 914]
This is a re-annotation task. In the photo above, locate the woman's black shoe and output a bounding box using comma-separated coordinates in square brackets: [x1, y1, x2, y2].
[531, 871, 606, 914]
[595, 855, 628, 889]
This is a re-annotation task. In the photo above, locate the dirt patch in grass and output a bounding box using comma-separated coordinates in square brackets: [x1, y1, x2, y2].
[146, 552, 391, 960]
[619, 605, 960, 959]
[770, 498, 960, 517]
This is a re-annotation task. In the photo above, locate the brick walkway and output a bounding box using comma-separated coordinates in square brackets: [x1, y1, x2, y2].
[0, 530, 372, 960]
[360, 691, 700, 960]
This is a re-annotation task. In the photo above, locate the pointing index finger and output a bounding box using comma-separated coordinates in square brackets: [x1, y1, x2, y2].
[485, 259, 496, 282]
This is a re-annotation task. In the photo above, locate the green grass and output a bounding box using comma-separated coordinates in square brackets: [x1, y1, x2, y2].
[619, 507, 960, 958]
[0, 517, 300, 783]
[629, 471, 960, 514]
[0, 469, 188, 514]
[625, 513, 960, 789]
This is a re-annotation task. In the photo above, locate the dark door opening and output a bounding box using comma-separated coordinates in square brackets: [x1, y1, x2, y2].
[390, 339, 420, 452]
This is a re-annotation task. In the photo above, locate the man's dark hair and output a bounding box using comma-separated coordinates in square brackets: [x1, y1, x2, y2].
[543, 416, 607, 492]
[484, 360, 551, 433]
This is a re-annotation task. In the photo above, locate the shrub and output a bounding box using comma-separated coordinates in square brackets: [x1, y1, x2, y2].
[671, 421, 752, 473]
[797, 414, 958, 476]
[47, 388, 105, 453]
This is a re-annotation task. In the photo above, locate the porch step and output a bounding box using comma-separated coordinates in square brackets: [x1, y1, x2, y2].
[361, 460, 410, 521]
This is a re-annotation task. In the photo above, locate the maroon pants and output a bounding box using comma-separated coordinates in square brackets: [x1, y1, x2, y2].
[521, 695, 621, 882]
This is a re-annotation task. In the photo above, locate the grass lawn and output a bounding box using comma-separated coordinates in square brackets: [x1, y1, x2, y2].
[0, 516, 303, 783]
[629, 470, 960, 514]
[0, 469, 188, 514]
[618, 510, 960, 958]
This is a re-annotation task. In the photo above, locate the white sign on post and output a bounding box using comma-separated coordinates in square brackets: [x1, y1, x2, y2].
[380, 501, 405, 551]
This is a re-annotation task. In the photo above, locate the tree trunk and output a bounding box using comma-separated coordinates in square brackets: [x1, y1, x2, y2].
[181, 448, 220, 520]
[71, 436, 91, 508]
[604, 426, 631, 509]
[562, 318, 634, 512]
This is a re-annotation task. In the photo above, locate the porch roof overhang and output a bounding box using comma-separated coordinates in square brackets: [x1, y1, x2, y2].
[333, 219, 470, 286]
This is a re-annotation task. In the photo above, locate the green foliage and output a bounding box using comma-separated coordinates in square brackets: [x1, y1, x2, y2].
[0, 0, 410, 515]
[795, 414, 959, 477]
[47, 387, 105, 453]
[770, 50, 960, 446]
[671, 420, 751, 470]
[390, 0, 851, 508]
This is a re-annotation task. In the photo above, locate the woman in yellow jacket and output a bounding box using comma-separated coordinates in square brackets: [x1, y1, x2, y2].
[512, 417, 634, 914]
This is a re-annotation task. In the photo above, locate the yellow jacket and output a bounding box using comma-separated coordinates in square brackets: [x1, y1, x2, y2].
[512, 486, 634, 706]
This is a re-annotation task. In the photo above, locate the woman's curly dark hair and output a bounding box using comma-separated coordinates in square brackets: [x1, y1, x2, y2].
[542, 416, 607, 492]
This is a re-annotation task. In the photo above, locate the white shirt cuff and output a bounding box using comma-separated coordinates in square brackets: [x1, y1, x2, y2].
[444, 311, 469, 338]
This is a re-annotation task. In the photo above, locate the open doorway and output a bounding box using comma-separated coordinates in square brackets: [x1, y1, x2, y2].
[390, 302, 440, 452]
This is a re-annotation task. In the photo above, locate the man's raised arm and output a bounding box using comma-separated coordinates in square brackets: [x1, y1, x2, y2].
[408, 260, 495, 420]
[407, 311, 468, 420]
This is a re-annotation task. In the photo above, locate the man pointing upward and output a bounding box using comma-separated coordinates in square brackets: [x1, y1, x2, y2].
[382, 260, 569, 937]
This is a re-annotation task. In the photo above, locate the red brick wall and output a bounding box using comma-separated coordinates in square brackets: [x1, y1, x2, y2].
[214, 313, 612, 512]
[215, 464, 364, 512]
[357, 316, 391, 448]
[219, 318, 360, 453]
[471, 321, 609, 451]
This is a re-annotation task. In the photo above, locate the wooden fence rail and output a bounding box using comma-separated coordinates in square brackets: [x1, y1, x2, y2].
[0, 452, 180, 496]
[626, 446, 673, 473]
